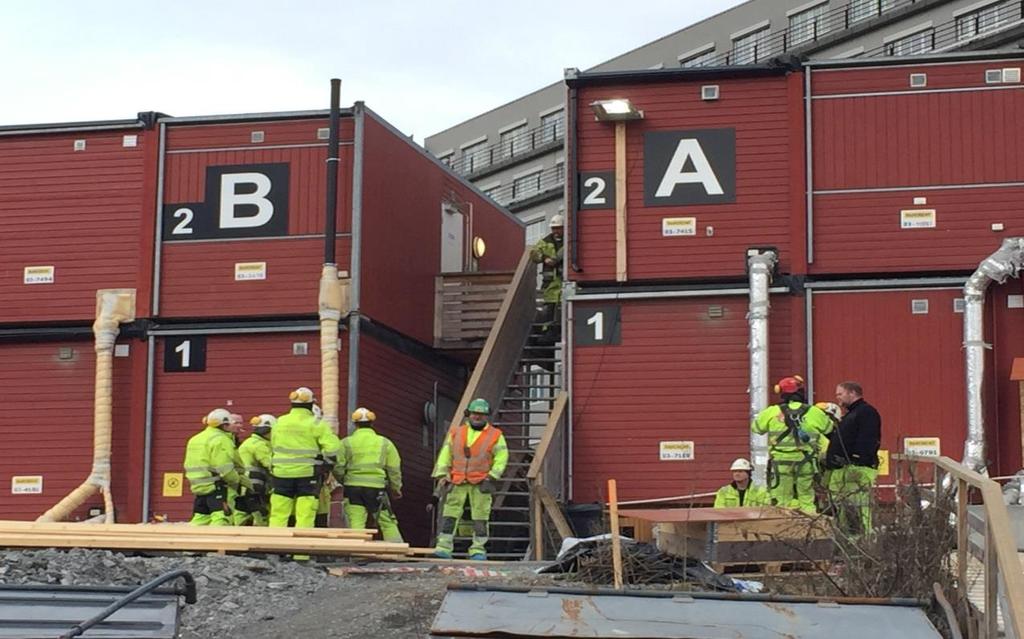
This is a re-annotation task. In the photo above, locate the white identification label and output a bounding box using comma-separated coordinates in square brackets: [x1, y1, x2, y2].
[11, 475, 43, 494]
[900, 209, 936, 229]
[662, 217, 697, 237]
[23, 266, 55, 284]
[904, 437, 941, 457]
[234, 262, 267, 281]
[659, 441, 695, 461]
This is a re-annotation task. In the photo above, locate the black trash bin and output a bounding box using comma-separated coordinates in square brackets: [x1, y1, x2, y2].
[565, 502, 604, 537]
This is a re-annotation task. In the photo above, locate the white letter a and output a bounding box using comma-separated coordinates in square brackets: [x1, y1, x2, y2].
[655, 139, 723, 197]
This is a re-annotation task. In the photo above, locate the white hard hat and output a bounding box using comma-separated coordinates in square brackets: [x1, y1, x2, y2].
[815, 402, 843, 423]
[249, 414, 277, 429]
[289, 387, 316, 403]
[730, 458, 753, 472]
[549, 214, 565, 228]
[351, 407, 376, 423]
[203, 408, 232, 428]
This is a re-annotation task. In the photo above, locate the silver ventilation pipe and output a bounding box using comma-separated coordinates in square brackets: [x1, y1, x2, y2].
[748, 248, 778, 487]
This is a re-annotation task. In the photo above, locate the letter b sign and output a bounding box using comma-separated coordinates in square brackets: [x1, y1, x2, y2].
[163, 163, 290, 241]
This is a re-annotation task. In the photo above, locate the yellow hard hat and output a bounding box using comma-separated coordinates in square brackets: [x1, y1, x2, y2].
[351, 407, 376, 423]
[289, 387, 316, 403]
[202, 408, 232, 428]
[249, 414, 277, 429]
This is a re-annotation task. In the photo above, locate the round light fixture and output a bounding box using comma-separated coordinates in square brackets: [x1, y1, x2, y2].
[472, 236, 487, 259]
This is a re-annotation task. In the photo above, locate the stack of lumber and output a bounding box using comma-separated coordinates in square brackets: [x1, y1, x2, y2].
[0, 520, 410, 557]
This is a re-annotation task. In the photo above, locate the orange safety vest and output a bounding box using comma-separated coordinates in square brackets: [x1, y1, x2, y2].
[450, 423, 500, 485]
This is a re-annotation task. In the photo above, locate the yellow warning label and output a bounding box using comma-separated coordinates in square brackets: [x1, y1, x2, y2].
[904, 437, 941, 457]
[234, 262, 267, 281]
[877, 450, 890, 477]
[162, 472, 184, 497]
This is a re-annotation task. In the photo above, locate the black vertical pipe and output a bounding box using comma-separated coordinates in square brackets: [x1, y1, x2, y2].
[324, 78, 341, 264]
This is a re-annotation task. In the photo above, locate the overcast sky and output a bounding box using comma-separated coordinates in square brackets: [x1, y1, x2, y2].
[1, 1, 742, 140]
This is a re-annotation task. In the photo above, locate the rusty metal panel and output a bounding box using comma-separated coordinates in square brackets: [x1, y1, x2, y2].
[570, 295, 800, 503]
[811, 289, 966, 460]
[0, 129, 151, 323]
[0, 340, 139, 521]
[148, 332, 336, 522]
[573, 74, 800, 283]
[811, 186, 1024, 274]
[430, 587, 942, 638]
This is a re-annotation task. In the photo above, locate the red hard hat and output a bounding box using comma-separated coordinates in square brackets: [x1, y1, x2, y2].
[775, 376, 805, 394]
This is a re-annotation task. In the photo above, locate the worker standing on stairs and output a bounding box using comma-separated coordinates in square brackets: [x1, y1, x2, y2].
[432, 398, 509, 560]
[183, 408, 250, 526]
[236, 414, 275, 526]
[752, 376, 833, 513]
[714, 458, 771, 508]
[269, 387, 341, 537]
[336, 407, 404, 542]
[530, 214, 564, 344]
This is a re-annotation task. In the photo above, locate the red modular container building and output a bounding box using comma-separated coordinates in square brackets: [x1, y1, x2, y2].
[0, 104, 524, 539]
[565, 52, 1024, 504]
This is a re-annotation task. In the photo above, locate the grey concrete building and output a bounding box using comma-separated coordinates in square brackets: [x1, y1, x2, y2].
[424, 0, 1024, 245]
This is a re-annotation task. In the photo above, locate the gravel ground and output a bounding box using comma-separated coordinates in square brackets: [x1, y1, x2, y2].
[0, 549, 559, 638]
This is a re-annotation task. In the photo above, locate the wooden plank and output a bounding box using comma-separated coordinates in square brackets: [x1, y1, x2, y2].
[0, 533, 409, 555]
[434, 275, 444, 344]
[533, 472, 544, 561]
[0, 521, 373, 539]
[609, 479, 623, 590]
[614, 120, 627, 282]
[958, 478, 969, 597]
[526, 392, 567, 480]
[536, 484, 573, 540]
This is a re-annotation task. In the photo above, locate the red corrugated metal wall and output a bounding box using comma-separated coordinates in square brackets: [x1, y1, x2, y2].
[0, 129, 153, 323]
[572, 73, 799, 283]
[148, 332, 339, 521]
[360, 113, 524, 346]
[570, 294, 800, 502]
[158, 118, 354, 318]
[357, 332, 463, 546]
[811, 62, 1024, 274]
[811, 289, 967, 461]
[0, 340, 138, 520]
[990, 280, 1024, 475]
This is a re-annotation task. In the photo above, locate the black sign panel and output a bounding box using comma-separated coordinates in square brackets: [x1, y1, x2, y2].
[574, 305, 621, 346]
[643, 129, 735, 206]
[163, 163, 290, 241]
[577, 171, 615, 210]
[163, 335, 207, 372]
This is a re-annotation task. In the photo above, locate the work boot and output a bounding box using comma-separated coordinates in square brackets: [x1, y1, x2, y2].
[469, 553, 486, 561]
[433, 550, 452, 559]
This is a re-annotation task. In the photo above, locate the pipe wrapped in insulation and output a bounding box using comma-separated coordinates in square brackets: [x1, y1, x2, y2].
[747, 250, 778, 488]
[319, 266, 346, 434]
[962, 238, 1024, 473]
[39, 289, 135, 523]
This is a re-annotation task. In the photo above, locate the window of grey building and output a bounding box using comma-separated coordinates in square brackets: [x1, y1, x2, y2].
[789, 2, 831, 46]
[481, 181, 503, 203]
[525, 215, 548, 245]
[513, 169, 543, 201]
[850, 0, 897, 24]
[886, 27, 935, 55]
[499, 123, 530, 160]
[461, 140, 490, 173]
[956, 1, 1015, 41]
[438, 152, 454, 167]
[540, 110, 564, 144]
[680, 46, 717, 67]
[554, 161, 566, 185]
[732, 25, 771, 64]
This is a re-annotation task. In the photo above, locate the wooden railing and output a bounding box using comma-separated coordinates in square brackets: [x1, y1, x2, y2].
[903, 455, 1024, 639]
[433, 269, 516, 349]
[446, 249, 537, 425]
[529, 391, 571, 560]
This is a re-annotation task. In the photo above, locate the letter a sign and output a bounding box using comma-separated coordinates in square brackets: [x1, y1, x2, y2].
[643, 129, 735, 206]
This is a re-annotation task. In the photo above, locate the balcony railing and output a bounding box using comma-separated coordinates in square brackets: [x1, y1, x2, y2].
[685, 0, 923, 67]
[484, 163, 565, 209]
[861, 0, 1023, 57]
[448, 120, 564, 177]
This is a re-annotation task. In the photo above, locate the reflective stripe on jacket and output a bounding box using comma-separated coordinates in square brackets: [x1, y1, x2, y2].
[271, 407, 341, 479]
[451, 423, 500, 485]
[751, 402, 833, 462]
[337, 427, 402, 491]
[238, 433, 272, 489]
[184, 427, 242, 495]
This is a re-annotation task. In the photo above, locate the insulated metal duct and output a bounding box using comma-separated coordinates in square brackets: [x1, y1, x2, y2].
[962, 238, 1024, 473]
[39, 289, 136, 523]
[748, 249, 778, 487]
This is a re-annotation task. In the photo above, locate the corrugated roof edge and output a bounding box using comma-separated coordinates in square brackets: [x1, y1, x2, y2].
[566, 54, 803, 87]
[805, 48, 1024, 69]
[363, 105, 527, 229]
[0, 111, 166, 136]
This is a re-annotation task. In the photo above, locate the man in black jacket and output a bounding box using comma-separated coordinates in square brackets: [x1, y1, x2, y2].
[826, 381, 881, 535]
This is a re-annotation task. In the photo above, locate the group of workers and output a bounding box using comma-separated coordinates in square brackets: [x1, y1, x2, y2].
[183, 387, 509, 560]
[716, 376, 882, 535]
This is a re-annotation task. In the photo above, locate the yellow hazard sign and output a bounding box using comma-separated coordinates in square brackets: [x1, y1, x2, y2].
[162, 472, 183, 497]
[877, 450, 890, 477]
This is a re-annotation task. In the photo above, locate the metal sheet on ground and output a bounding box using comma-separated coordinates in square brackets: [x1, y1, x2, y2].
[430, 589, 943, 638]
[618, 506, 800, 523]
[0, 585, 179, 638]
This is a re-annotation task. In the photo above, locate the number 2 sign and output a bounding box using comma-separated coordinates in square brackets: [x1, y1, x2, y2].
[574, 305, 621, 346]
